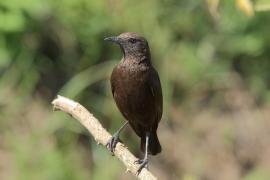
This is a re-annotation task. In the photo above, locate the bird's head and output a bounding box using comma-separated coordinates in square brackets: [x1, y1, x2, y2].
[105, 32, 150, 60]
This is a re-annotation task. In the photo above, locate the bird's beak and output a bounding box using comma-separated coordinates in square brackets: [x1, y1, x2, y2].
[104, 36, 120, 44]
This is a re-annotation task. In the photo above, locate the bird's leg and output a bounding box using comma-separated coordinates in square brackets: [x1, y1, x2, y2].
[106, 121, 128, 153]
[135, 132, 150, 174]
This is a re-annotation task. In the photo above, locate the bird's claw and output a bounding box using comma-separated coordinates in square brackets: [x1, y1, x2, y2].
[106, 134, 119, 154]
[135, 158, 148, 174]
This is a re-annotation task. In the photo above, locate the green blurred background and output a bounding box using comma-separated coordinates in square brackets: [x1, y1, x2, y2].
[1, 0, 270, 179]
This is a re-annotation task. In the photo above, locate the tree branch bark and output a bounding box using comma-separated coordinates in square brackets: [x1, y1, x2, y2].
[51, 95, 157, 180]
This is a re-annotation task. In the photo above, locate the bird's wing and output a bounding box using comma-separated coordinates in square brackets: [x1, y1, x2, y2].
[110, 66, 118, 97]
[148, 68, 163, 123]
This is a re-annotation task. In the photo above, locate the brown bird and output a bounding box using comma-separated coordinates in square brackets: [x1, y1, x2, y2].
[104, 32, 163, 172]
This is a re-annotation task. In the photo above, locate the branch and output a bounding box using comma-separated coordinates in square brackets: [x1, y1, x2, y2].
[51, 95, 157, 180]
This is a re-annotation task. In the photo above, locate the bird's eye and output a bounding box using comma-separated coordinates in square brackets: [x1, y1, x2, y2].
[129, 38, 137, 44]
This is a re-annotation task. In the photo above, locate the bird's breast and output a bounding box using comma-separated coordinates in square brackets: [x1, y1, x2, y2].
[111, 63, 156, 124]
[114, 63, 149, 95]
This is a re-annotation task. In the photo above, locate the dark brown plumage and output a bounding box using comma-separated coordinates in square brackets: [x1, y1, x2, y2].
[105, 32, 163, 172]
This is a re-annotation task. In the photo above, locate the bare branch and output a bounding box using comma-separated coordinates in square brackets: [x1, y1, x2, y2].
[52, 95, 157, 180]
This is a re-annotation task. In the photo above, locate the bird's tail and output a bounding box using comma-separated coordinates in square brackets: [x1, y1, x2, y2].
[141, 131, 162, 155]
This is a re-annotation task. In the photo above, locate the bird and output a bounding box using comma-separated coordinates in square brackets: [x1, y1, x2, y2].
[104, 32, 163, 173]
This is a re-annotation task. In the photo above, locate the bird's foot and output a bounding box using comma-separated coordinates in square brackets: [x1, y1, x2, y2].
[106, 133, 120, 154]
[135, 158, 148, 174]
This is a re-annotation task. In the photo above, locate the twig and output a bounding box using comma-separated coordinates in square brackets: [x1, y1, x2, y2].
[52, 95, 157, 180]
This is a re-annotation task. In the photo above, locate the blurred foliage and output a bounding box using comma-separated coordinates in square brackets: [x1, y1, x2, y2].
[1, 0, 270, 179]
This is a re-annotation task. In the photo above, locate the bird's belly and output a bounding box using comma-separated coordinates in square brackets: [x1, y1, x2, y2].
[113, 77, 155, 127]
